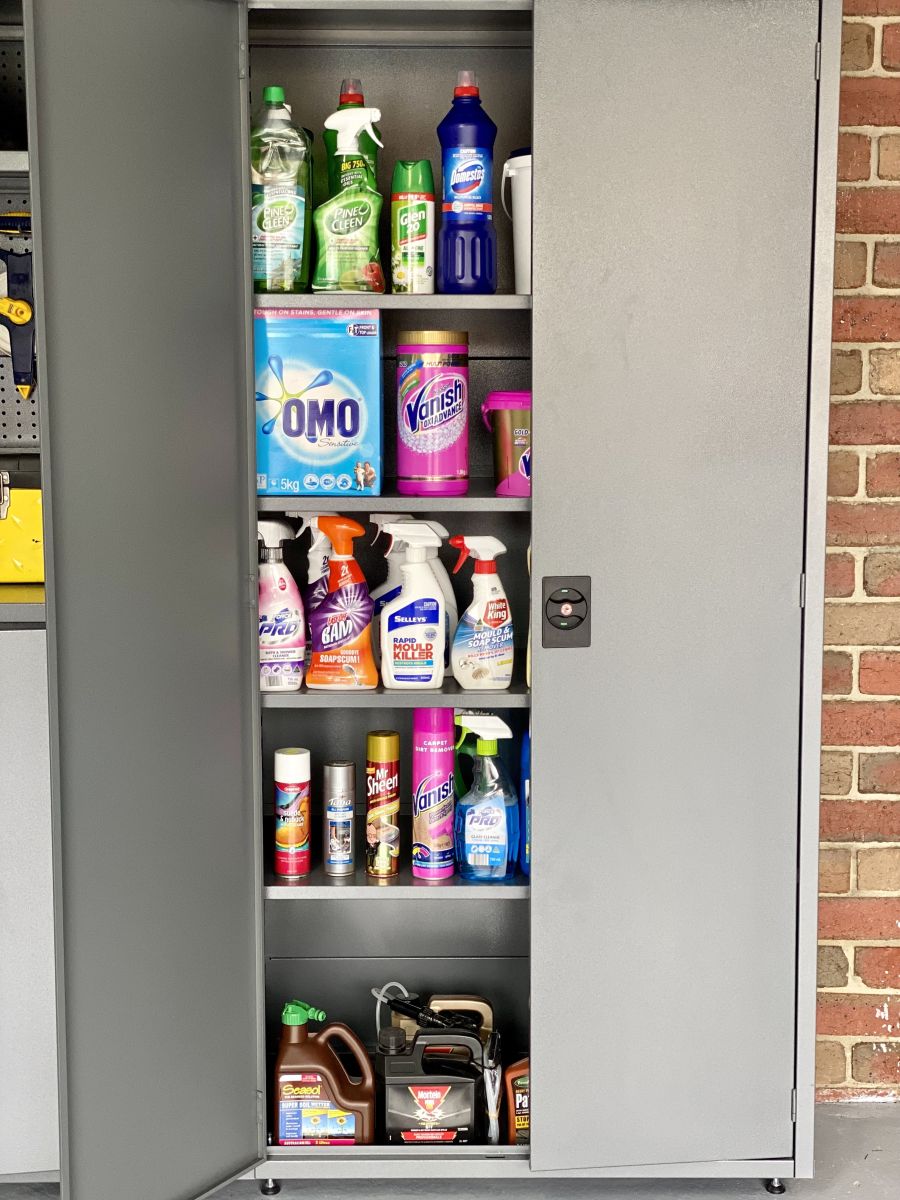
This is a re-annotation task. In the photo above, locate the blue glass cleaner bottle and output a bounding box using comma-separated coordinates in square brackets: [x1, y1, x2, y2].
[437, 70, 497, 294]
[454, 715, 519, 882]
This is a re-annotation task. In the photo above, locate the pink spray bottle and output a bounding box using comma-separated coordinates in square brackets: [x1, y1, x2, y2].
[258, 519, 306, 692]
[411, 707, 456, 880]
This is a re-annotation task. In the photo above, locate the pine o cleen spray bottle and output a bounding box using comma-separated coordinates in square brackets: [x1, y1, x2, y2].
[411, 707, 456, 881]
[380, 522, 445, 690]
[258, 519, 305, 692]
[450, 536, 514, 689]
[306, 515, 378, 689]
[454, 713, 519, 882]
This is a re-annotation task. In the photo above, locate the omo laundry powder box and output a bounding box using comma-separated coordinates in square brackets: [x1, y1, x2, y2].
[255, 308, 382, 497]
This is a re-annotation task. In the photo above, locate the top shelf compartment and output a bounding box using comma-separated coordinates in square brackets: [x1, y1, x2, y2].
[254, 293, 531, 311]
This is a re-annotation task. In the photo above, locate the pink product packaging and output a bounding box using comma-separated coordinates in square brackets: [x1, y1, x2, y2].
[481, 390, 532, 498]
[411, 707, 456, 880]
[396, 331, 469, 497]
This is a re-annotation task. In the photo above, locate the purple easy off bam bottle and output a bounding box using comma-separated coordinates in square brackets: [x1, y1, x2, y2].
[437, 71, 497, 294]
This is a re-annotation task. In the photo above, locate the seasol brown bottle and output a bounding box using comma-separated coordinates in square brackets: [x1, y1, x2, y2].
[274, 1000, 375, 1145]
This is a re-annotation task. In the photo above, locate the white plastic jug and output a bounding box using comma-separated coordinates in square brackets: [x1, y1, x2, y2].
[501, 151, 532, 295]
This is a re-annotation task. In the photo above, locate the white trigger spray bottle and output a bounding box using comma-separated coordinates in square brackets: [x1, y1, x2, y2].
[449, 536, 514, 690]
[380, 522, 445, 690]
[258, 519, 305, 692]
[370, 513, 412, 667]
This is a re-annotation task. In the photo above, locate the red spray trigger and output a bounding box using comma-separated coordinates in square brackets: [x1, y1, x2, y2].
[450, 535, 469, 575]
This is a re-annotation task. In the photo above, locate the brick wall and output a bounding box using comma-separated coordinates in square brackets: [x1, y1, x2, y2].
[817, 1, 900, 1099]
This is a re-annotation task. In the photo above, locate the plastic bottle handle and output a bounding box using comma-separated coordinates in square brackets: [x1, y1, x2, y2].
[481, 396, 500, 433]
[501, 163, 513, 221]
[320, 1023, 376, 1092]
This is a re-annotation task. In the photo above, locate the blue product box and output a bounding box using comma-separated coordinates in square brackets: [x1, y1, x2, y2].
[255, 308, 383, 496]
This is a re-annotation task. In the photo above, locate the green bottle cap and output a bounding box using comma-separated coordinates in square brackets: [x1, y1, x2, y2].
[391, 159, 435, 198]
[282, 999, 327, 1026]
[263, 85, 286, 105]
[476, 738, 498, 756]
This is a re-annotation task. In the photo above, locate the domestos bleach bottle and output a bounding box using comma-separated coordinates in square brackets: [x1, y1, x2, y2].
[380, 523, 445, 690]
[397, 330, 468, 496]
[412, 708, 456, 881]
[306, 516, 378, 689]
[450, 536, 514, 690]
[258, 520, 305, 692]
[437, 71, 497, 294]
[454, 713, 519, 882]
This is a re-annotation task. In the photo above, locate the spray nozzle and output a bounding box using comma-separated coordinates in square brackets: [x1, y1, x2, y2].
[382, 521, 440, 562]
[258, 519, 297, 550]
[370, 513, 413, 546]
[324, 106, 383, 156]
[282, 999, 327, 1027]
[455, 711, 513, 756]
[316, 514, 366, 557]
[449, 535, 506, 574]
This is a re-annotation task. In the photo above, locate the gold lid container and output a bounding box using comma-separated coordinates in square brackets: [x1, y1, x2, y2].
[396, 330, 469, 346]
[366, 730, 400, 760]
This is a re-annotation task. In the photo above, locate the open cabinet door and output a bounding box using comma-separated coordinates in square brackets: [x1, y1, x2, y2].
[25, 2, 263, 1198]
[530, 0, 828, 1174]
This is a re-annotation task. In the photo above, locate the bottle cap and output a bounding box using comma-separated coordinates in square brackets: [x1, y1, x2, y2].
[391, 159, 435, 197]
[323, 760, 356, 798]
[378, 1025, 406, 1053]
[367, 730, 400, 762]
[263, 85, 286, 105]
[396, 329, 468, 347]
[274, 747, 311, 784]
[413, 707, 454, 740]
[282, 1000, 327, 1026]
[476, 738, 499, 755]
[454, 69, 479, 98]
[339, 77, 364, 106]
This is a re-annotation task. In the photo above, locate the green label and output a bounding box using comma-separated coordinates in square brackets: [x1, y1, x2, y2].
[326, 200, 372, 237]
[251, 183, 306, 289]
[258, 198, 299, 234]
[395, 201, 428, 245]
[390, 196, 434, 294]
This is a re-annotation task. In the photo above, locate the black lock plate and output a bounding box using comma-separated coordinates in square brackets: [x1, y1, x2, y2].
[542, 576, 591, 648]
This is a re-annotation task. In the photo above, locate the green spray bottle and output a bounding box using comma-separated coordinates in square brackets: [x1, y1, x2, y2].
[322, 78, 382, 197]
[312, 106, 385, 293]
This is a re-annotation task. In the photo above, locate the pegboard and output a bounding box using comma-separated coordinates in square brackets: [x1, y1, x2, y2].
[0, 39, 26, 151]
[1, 163, 37, 450]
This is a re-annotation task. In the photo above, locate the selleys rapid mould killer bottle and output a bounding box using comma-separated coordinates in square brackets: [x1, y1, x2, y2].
[391, 160, 435, 294]
[322, 78, 381, 198]
[450, 535, 514, 690]
[411, 708, 456, 881]
[251, 85, 312, 293]
[306, 516, 378, 689]
[369, 512, 412, 668]
[323, 760, 355, 877]
[437, 70, 497, 295]
[366, 730, 401, 879]
[396, 330, 468, 497]
[258, 520, 305, 692]
[274, 748, 311, 879]
[379, 523, 445, 691]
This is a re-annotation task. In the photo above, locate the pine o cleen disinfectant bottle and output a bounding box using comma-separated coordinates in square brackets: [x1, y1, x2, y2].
[251, 85, 313, 293]
[437, 70, 497, 294]
[322, 78, 381, 198]
[258, 519, 305, 692]
[380, 522, 445, 691]
[450, 535, 514, 690]
[306, 515, 378, 689]
[454, 713, 519, 882]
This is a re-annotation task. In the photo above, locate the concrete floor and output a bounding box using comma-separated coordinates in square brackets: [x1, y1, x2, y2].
[2, 1105, 897, 1199]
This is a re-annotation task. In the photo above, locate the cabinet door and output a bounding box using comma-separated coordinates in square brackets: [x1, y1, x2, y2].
[530, 0, 823, 1172]
[25, 2, 263, 1198]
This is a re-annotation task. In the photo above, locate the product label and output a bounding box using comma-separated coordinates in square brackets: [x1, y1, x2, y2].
[259, 576, 305, 688]
[464, 800, 508, 868]
[313, 188, 385, 292]
[307, 566, 376, 687]
[386, 598, 441, 683]
[385, 1080, 473, 1144]
[252, 183, 305, 287]
[412, 768, 455, 875]
[325, 787, 354, 869]
[452, 603, 514, 685]
[442, 147, 492, 218]
[397, 353, 468, 481]
[278, 1072, 356, 1145]
[366, 758, 400, 877]
[512, 1072, 530, 1143]
[274, 779, 310, 877]
[391, 192, 435, 293]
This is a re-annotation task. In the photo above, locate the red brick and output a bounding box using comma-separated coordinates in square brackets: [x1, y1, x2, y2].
[873, 242, 900, 287]
[864, 552, 900, 596]
[817, 992, 900, 1035]
[820, 847, 853, 894]
[824, 602, 900, 644]
[859, 751, 900, 791]
[830, 451, 861, 497]
[824, 650, 854, 694]
[871, 348, 900, 395]
[868, 453, 900, 496]
[841, 77, 900, 125]
[822, 701, 900, 745]
[852, 1042, 900, 1085]
[833, 296, 900, 340]
[827, 502, 900, 545]
[858, 846, 900, 889]
[838, 132, 871, 182]
[838, 189, 900, 237]
[819, 945, 851, 986]
[884, 21, 900, 69]
[821, 798, 900, 840]
[843, 0, 900, 13]
[835, 240, 869, 289]
[844, 20, 876, 69]
[816, 1040, 847, 1087]
[831, 402, 900, 445]
[832, 349, 864, 396]
[822, 749, 854, 795]
[880, 135, 900, 181]
[819, 897, 900, 938]
[855, 946, 900, 988]
[826, 553, 857, 597]
[860, 651, 900, 693]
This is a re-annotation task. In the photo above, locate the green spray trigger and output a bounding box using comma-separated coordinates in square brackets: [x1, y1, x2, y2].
[282, 1000, 327, 1026]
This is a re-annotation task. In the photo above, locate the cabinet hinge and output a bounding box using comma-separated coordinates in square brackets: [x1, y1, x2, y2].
[257, 1089, 265, 1133]
[791, 1088, 798, 1122]
[799, 573, 806, 609]
[815, 42, 821, 81]
[239, 39, 249, 80]
[249, 573, 258, 609]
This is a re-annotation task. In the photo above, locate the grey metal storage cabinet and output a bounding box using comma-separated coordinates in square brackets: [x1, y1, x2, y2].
[21, 0, 839, 1196]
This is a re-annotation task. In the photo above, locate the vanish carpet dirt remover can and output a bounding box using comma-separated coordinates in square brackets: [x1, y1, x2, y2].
[396, 330, 469, 497]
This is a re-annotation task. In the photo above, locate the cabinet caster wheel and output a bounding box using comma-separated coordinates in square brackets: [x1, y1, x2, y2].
[764, 1180, 786, 1196]
[260, 1181, 281, 1196]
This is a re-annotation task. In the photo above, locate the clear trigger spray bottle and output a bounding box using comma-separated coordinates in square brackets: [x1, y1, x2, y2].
[454, 712, 519, 882]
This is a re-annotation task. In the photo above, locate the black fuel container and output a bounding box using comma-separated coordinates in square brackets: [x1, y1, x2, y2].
[376, 1027, 485, 1144]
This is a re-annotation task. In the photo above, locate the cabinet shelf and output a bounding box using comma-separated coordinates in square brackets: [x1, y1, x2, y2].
[265, 865, 529, 900]
[258, 481, 531, 514]
[0, 150, 29, 176]
[253, 292, 531, 311]
[261, 674, 529, 709]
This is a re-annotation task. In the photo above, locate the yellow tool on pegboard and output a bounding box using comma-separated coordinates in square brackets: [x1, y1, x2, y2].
[0, 472, 43, 582]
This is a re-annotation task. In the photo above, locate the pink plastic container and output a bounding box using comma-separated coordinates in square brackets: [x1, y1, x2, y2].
[396, 330, 468, 496]
[481, 390, 531, 497]
[411, 707, 456, 880]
